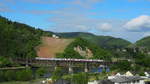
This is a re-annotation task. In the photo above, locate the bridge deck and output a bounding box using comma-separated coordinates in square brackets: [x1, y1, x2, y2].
[35, 57, 104, 62]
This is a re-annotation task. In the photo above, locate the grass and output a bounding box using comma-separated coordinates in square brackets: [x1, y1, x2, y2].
[0, 79, 45, 84]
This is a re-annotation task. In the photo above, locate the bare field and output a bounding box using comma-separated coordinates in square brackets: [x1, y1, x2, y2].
[36, 37, 74, 58]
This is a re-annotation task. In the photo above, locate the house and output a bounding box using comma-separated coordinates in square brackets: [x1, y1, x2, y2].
[52, 34, 59, 39]
[144, 72, 150, 77]
[88, 80, 99, 84]
[108, 75, 144, 84]
[124, 71, 134, 76]
[107, 71, 150, 84]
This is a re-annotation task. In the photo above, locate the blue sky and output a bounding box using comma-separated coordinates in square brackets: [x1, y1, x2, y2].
[1, 0, 150, 42]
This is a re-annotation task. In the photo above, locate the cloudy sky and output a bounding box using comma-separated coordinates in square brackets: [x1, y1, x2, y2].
[1, 0, 150, 42]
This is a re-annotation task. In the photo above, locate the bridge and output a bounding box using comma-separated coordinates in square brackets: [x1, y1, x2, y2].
[15, 57, 115, 73]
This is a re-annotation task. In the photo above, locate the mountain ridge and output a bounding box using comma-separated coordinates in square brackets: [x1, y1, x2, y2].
[56, 32, 132, 50]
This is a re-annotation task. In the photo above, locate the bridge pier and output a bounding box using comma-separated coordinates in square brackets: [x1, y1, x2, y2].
[84, 62, 88, 72]
[68, 63, 73, 74]
[54, 66, 57, 70]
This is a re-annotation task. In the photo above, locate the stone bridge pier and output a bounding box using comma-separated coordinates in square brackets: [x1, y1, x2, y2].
[84, 62, 88, 72]
[68, 62, 90, 73]
[69, 63, 73, 74]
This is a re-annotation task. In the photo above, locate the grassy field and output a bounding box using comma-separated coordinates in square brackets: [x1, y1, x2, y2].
[0, 79, 44, 84]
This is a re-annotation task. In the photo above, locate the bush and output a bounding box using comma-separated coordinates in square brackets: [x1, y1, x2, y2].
[111, 60, 131, 71]
[16, 68, 33, 81]
[51, 67, 63, 81]
[36, 68, 47, 78]
[0, 71, 5, 82]
[72, 73, 88, 84]
[4, 70, 16, 81]
[0, 57, 12, 67]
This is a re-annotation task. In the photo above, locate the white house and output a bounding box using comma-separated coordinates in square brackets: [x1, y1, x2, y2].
[52, 34, 59, 39]
[88, 80, 99, 84]
[107, 71, 147, 84]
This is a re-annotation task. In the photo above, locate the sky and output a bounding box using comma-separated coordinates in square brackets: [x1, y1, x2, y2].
[1, 0, 150, 42]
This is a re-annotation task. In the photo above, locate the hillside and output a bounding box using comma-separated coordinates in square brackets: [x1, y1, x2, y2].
[56, 38, 112, 60]
[0, 15, 150, 71]
[136, 36, 150, 50]
[0, 16, 52, 67]
[57, 32, 131, 50]
[36, 37, 73, 58]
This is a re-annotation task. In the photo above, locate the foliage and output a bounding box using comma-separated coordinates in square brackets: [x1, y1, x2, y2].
[36, 68, 48, 78]
[57, 37, 112, 60]
[72, 73, 88, 84]
[57, 32, 131, 50]
[16, 68, 33, 81]
[0, 16, 52, 67]
[139, 72, 145, 76]
[4, 70, 16, 81]
[111, 60, 132, 71]
[0, 68, 33, 82]
[0, 57, 12, 67]
[0, 71, 5, 82]
[136, 36, 150, 50]
[51, 67, 63, 81]
[136, 56, 150, 68]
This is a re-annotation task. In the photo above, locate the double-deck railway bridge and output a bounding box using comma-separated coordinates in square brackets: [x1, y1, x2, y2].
[15, 57, 115, 73]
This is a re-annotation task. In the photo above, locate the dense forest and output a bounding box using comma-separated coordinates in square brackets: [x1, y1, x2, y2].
[56, 37, 112, 61]
[136, 36, 150, 50]
[57, 32, 131, 50]
[0, 16, 52, 67]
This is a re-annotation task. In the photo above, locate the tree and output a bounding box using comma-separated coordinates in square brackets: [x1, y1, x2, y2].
[36, 68, 47, 78]
[4, 70, 16, 81]
[0, 71, 5, 82]
[0, 57, 12, 67]
[111, 60, 131, 71]
[16, 68, 32, 81]
[51, 67, 63, 81]
[72, 73, 88, 84]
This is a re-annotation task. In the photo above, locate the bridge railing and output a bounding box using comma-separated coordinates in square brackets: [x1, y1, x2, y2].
[35, 57, 104, 62]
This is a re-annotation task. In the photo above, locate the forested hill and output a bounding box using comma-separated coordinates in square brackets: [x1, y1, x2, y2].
[56, 38, 112, 61]
[57, 32, 132, 50]
[135, 36, 150, 50]
[0, 16, 52, 67]
[1, 15, 150, 67]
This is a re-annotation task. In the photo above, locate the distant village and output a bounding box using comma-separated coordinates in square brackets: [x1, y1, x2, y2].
[40, 71, 150, 84]
[89, 71, 150, 84]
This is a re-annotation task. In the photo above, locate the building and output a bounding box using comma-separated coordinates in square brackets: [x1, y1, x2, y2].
[52, 34, 59, 39]
[107, 71, 150, 84]
[108, 75, 144, 84]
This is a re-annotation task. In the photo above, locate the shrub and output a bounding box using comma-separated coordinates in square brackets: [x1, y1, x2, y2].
[36, 68, 47, 78]
[72, 73, 88, 84]
[16, 68, 32, 81]
[4, 70, 16, 81]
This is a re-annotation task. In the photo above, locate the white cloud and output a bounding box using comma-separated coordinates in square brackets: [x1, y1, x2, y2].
[143, 32, 150, 37]
[0, 4, 12, 12]
[97, 23, 112, 32]
[16, 0, 103, 9]
[124, 15, 150, 31]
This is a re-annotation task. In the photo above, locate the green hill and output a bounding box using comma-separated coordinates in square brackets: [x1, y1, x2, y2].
[0, 15, 131, 62]
[136, 36, 150, 50]
[0, 16, 52, 67]
[57, 32, 131, 50]
[56, 37, 112, 60]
